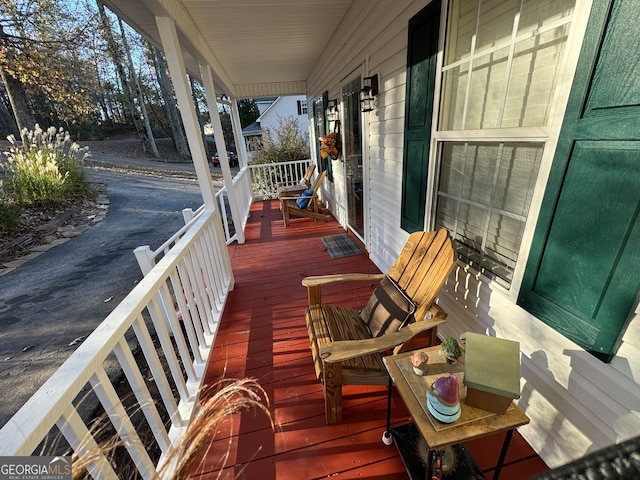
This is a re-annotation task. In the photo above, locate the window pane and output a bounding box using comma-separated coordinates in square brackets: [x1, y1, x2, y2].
[436, 142, 543, 287]
[445, 0, 477, 65]
[518, 0, 575, 35]
[442, 63, 469, 130]
[467, 48, 509, 130]
[476, 0, 518, 51]
[441, 0, 575, 131]
[503, 25, 570, 127]
[493, 144, 543, 215]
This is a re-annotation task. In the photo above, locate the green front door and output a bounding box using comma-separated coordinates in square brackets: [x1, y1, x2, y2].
[400, 0, 440, 232]
[518, 0, 640, 362]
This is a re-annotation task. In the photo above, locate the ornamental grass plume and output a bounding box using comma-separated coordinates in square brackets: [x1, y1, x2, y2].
[160, 378, 273, 479]
[3, 124, 90, 206]
[69, 378, 272, 479]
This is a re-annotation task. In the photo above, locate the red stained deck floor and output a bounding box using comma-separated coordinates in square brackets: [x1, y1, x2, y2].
[192, 200, 548, 479]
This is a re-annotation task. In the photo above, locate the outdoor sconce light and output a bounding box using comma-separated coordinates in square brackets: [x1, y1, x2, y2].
[360, 74, 379, 112]
[327, 99, 339, 121]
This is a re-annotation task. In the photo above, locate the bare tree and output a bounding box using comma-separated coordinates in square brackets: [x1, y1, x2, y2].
[118, 17, 158, 157]
[0, 24, 36, 132]
[189, 75, 211, 158]
[96, 1, 155, 154]
[150, 42, 190, 160]
[0, 1, 102, 133]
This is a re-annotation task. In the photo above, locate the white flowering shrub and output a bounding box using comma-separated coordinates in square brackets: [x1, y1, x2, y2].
[2, 124, 90, 206]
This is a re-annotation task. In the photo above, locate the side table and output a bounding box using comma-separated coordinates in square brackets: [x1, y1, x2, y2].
[383, 346, 529, 479]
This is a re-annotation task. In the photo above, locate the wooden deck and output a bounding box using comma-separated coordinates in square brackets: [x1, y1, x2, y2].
[193, 200, 548, 479]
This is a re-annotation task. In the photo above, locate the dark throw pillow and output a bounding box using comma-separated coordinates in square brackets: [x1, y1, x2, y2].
[296, 189, 314, 209]
[359, 276, 416, 337]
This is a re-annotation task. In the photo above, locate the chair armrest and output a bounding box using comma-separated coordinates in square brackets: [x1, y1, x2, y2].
[318, 317, 446, 363]
[278, 195, 315, 200]
[302, 273, 385, 288]
[428, 303, 447, 321]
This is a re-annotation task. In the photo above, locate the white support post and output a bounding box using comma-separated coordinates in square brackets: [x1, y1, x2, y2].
[133, 245, 154, 275]
[182, 207, 196, 224]
[155, 16, 217, 211]
[230, 97, 249, 167]
[199, 63, 246, 244]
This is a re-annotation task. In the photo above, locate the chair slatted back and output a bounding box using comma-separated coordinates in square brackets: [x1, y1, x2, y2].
[303, 164, 316, 184]
[388, 229, 456, 322]
[304, 170, 327, 211]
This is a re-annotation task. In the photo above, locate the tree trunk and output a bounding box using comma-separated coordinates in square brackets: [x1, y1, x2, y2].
[189, 75, 211, 158]
[93, 62, 112, 127]
[96, 1, 152, 153]
[118, 18, 158, 158]
[0, 90, 19, 136]
[0, 26, 35, 133]
[151, 43, 190, 160]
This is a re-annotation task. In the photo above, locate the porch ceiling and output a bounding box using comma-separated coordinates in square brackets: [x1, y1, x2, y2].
[101, 0, 355, 99]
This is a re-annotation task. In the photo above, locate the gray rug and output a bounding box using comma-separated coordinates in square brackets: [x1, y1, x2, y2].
[321, 234, 364, 259]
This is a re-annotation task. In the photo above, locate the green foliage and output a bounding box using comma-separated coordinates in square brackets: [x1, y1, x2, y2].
[0, 186, 20, 233]
[250, 115, 310, 165]
[237, 99, 260, 128]
[0, 0, 101, 127]
[2, 125, 91, 207]
[249, 116, 311, 197]
[440, 337, 462, 358]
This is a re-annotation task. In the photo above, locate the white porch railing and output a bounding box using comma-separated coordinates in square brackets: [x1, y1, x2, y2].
[203, 159, 313, 245]
[248, 158, 313, 200]
[0, 208, 232, 478]
[0, 158, 315, 478]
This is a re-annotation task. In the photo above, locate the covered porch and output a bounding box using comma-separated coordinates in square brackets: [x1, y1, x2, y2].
[0, 192, 546, 478]
[4, 0, 639, 476]
[195, 200, 547, 479]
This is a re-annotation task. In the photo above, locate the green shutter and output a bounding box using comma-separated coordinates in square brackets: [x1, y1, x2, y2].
[519, 0, 640, 362]
[400, 0, 440, 232]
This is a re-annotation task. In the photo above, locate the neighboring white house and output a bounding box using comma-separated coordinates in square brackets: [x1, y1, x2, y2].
[243, 96, 309, 157]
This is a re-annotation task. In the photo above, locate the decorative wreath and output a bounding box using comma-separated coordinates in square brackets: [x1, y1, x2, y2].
[320, 132, 341, 160]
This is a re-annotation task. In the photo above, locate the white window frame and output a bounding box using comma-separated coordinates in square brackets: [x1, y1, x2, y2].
[425, 0, 590, 296]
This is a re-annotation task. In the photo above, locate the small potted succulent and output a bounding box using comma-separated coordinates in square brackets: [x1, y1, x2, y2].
[411, 351, 429, 375]
[440, 337, 462, 364]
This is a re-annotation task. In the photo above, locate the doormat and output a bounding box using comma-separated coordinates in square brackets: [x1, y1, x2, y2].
[321, 234, 364, 259]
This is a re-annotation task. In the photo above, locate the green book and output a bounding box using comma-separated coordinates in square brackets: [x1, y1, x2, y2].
[464, 332, 521, 399]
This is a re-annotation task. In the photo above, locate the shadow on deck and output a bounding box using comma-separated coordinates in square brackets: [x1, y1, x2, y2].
[193, 200, 548, 479]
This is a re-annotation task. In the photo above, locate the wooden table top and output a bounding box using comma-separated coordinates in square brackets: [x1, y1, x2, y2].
[384, 346, 529, 450]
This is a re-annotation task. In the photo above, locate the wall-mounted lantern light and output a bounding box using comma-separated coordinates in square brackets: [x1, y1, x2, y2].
[360, 74, 379, 112]
[327, 99, 339, 121]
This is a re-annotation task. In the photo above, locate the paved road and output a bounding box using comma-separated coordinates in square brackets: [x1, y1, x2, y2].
[0, 163, 204, 427]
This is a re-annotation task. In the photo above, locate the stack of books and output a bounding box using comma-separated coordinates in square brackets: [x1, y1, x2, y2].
[463, 332, 521, 414]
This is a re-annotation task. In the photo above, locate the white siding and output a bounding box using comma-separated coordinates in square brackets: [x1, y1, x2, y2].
[259, 96, 310, 139]
[309, 0, 640, 470]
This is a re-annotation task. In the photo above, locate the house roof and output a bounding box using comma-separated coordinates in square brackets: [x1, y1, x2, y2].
[242, 121, 262, 135]
[101, 0, 355, 99]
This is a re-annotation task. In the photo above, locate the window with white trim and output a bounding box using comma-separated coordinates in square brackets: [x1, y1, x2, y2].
[435, 142, 543, 288]
[297, 99, 308, 115]
[434, 0, 576, 287]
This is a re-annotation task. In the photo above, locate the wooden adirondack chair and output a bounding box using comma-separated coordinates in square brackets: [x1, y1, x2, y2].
[280, 170, 328, 227]
[277, 163, 316, 197]
[303, 229, 457, 423]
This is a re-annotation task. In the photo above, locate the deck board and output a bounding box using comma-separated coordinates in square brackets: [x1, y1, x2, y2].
[191, 200, 548, 479]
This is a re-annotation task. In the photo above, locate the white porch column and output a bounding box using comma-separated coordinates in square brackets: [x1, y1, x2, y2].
[199, 64, 246, 244]
[154, 16, 216, 210]
[230, 98, 248, 167]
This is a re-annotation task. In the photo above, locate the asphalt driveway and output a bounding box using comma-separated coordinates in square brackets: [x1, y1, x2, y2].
[0, 159, 205, 427]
